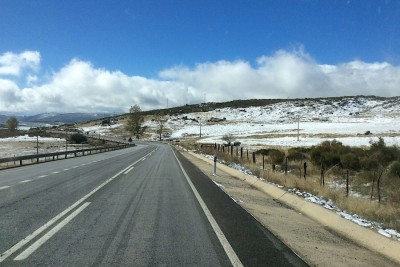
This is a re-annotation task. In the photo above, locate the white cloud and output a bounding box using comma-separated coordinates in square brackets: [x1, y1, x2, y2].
[0, 51, 41, 76]
[0, 49, 399, 114]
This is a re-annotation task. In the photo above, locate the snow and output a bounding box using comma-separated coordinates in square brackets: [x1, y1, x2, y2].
[0, 135, 64, 142]
[164, 97, 400, 147]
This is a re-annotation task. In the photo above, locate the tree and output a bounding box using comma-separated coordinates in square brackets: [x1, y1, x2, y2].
[126, 104, 147, 139]
[155, 112, 166, 141]
[6, 116, 18, 133]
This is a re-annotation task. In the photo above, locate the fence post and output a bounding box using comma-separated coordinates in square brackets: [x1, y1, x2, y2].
[346, 170, 349, 197]
[240, 147, 243, 159]
[262, 155, 265, 170]
[252, 152, 256, 164]
[247, 149, 249, 160]
[285, 157, 288, 174]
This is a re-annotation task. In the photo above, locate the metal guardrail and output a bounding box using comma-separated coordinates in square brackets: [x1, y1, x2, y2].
[0, 130, 135, 169]
[0, 144, 134, 167]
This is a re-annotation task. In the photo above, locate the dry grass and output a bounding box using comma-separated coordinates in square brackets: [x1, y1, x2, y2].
[188, 143, 400, 232]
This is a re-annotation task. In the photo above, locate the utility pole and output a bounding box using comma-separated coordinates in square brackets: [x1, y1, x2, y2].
[65, 130, 68, 158]
[199, 117, 202, 138]
[297, 115, 300, 141]
[36, 130, 39, 163]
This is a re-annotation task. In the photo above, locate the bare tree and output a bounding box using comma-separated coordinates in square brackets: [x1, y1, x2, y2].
[6, 116, 19, 134]
[125, 104, 147, 139]
[155, 112, 166, 141]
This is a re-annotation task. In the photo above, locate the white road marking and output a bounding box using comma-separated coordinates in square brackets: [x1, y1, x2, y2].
[0, 186, 11, 190]
[14, 202, 91, 261]
[52, 171, 59, 174]
[0, 148, 156, 263]
[38, 175, 48, 178]
[72, 166, 79, 169]
[63, 169, 69, 171]
[123, 167, 134, 175]
[19, 180, 31, 184]
[172, 150, 244, 267]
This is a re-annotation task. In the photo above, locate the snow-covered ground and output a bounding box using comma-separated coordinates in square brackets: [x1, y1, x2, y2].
[158, 97, 400, 147]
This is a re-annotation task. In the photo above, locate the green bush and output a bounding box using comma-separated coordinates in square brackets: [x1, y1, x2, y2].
[287, 147, 307, 161]
[389, 161, 400, 178]
[340, 153, 360, 171]
[268, 149, 285, 165]
[360, 157, 380, 171]
[70, 133, 87, 144]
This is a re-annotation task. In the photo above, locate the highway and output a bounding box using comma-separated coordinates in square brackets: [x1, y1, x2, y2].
[0, 143, 307, 266]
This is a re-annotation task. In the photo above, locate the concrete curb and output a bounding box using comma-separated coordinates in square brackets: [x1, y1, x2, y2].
[187, 151, 400, 265]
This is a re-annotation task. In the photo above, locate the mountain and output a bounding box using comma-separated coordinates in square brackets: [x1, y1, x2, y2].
[0, 113, 115, 125]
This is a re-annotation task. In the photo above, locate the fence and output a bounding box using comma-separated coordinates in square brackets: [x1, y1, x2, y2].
[0, 143, 133, 169]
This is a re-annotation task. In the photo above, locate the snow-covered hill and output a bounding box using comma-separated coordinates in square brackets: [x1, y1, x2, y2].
[147, 96, 400, 148]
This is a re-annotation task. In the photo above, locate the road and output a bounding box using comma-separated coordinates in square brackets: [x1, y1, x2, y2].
[0, 142, 307, 266]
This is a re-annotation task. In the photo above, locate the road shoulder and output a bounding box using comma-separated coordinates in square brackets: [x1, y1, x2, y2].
[179, 150, 399, 267]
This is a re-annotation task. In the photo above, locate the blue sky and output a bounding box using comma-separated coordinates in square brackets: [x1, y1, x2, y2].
[0, 0, 399, 114]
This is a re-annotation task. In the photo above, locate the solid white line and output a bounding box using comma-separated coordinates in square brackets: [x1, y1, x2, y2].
[14, 202, 91, 261]
[19, 180, 31, 184]
[172, 150, 244, 267]
[0, 148, 156, 263]
[0, 186, 11, 190]
[123, 167, 134, 175]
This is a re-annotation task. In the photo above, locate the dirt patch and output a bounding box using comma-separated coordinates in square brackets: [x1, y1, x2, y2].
[180, 150, 399, 267]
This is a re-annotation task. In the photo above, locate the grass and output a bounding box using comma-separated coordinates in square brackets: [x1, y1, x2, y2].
[190, 144, 400, 232]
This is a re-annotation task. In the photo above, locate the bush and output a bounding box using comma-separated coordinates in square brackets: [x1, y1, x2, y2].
[360, 157, 380, 171]
[341, 153, 360, 171]
[268, 149, 285, 165]
[389, 161, 400, 178]
[70, 133, 87, 144]
[287, 147, 307, 161]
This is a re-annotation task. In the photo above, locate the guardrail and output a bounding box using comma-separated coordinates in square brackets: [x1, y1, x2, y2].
[0, 144, 134, 169]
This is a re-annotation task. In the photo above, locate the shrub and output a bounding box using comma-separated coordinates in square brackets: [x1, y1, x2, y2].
[287, 147, 307, 161]
[70, 133, 87, 144]
[268, 149, 285, 165]
[341, 153, 360, 171]
[389, 161, 400, 178]
[360, 157, 380, 171]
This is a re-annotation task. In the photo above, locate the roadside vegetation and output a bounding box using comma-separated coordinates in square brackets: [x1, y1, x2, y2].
[184, 138, 400, 232]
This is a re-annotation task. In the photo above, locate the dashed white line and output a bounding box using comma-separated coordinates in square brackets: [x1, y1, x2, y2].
[38, 175, 48, 178]
[123, 167, 134, 175]
[14, 202, 91, 261]
[0, 149, 156, 262]
[63, 168, 69, 171]
[19, 180, 31, 184]
[0, 186, 11, 190]
[72, 166, 79, 169]
[52, 171, 60, 174]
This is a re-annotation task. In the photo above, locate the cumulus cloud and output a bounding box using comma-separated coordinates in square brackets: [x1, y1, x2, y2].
[0, 48, 399, 114]
[0, 51, 41, 76]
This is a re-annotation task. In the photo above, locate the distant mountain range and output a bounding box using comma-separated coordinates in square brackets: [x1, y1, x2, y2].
[0, 113, 114, 125]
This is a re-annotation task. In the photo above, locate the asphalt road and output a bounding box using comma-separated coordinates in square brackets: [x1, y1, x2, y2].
[0, 142, 307, 266]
